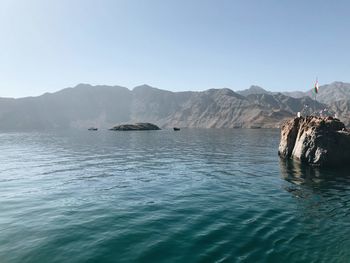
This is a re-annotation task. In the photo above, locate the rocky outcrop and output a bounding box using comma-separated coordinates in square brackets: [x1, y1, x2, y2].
[109, 122, 161, 131]
[278, 116, 350, 167]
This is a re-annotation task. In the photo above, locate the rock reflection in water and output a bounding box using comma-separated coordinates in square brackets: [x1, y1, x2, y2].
[280, 159, 350, 199]
[280, 159, 350, 224]
[280, 159, 322, 186]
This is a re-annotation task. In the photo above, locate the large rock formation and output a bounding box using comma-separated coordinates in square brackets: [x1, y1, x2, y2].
[278, 116, 350, 167]
[109, 122, 161, 131]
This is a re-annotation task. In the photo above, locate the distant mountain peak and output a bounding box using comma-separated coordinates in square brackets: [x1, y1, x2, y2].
[205, 88, 239, 97]
[249, 85, 267, 92]
[236, 85, 270, 96]
[74, 83, 93, 89]
[133, 84, 155, 90]
[132, 84, 173, 95]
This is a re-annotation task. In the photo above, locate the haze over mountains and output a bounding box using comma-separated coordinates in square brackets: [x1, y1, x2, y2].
[0, 82, 349, 131]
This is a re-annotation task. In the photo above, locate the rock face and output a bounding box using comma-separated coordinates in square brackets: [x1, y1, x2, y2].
[110, 122, 161, 131]
[278, 116, 350, 167]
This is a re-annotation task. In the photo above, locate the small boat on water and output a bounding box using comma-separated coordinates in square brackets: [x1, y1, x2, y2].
[173, 127, 180, 131]
[250, 126, 261, 129]
[88, 127, 98, 131]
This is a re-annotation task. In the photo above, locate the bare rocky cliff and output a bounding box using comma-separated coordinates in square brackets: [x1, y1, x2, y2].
[278, 116, 350, 167]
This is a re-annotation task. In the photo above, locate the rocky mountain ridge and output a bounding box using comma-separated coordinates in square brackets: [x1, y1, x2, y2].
[237, 81, 350, 103]
[0, 82, 348, 130]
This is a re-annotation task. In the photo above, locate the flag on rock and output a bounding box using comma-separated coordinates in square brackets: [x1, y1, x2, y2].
[314, 79, 319, 94]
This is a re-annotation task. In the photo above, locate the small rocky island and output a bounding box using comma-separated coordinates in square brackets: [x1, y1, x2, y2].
[109, 122, 161, 131]
[278, 116, 350, 167]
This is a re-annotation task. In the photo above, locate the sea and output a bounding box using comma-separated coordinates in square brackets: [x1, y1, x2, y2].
[0, 129, 349, 263]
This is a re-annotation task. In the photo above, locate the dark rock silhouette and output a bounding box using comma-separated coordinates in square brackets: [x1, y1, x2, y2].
[278, 116, 350, 167]
[110, 123, 161, 131]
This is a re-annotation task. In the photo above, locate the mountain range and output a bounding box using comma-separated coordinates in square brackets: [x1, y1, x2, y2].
[0, 82, 349, 130]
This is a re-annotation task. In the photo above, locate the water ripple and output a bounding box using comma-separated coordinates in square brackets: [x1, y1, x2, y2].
[0, 129, 350, 262]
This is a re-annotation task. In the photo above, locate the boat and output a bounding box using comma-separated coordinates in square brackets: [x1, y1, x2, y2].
[250, 126, 261, 129]
[173, 127, 180, 131]
[88, 127, 98, 131]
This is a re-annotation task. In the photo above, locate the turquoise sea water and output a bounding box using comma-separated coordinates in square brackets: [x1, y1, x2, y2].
[0, 129, 349, 263]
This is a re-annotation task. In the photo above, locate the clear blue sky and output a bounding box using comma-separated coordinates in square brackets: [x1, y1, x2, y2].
[1, 0, 350, 97]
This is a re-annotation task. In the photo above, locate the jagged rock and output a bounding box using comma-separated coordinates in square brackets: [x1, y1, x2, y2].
[109, 122, 161, 131]
[278, 116, 350, 167]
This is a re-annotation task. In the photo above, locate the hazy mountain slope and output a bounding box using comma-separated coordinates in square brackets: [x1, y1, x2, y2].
[44, 84, 133, 127]
[246, 93, 325, 113]
[308, 82, 350, 104]
[130, 87, 340, 128]
[330, 99, 350, 126]
[162, 88, 255, 128]
[0, 83, 348, 130]
[130, 85, 193, 123]
[0, 98, 16, 117]
[282, 91, 306, 98]
[282, 81, 350, 104]
[0, 84, 133, 130]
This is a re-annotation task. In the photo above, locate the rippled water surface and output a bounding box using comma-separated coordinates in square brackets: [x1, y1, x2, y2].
[1, 129, 350, 263]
